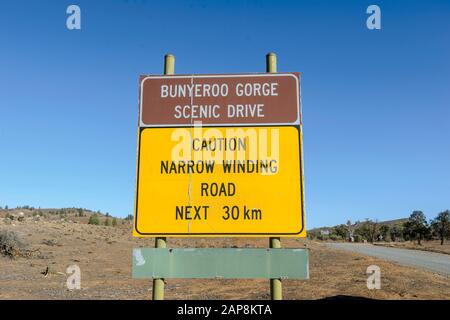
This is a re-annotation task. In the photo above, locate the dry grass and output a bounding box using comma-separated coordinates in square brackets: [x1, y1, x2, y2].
[0, 216, 449, 300]
[374, 240, 450, 255]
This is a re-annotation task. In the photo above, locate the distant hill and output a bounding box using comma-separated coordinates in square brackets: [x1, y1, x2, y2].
[375, 218, 408, 227]
[0, 206, 130, 225]
[308, 217, 407, 233]
[307, 217, 411, 242]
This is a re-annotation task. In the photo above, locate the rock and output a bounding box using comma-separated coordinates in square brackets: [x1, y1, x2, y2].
[42, 239, 58, 246]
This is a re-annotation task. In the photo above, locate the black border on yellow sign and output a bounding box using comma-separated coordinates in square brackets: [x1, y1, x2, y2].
[134, 124, 305, 236]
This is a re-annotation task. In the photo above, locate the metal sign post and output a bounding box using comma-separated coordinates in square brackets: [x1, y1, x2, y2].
[267, 52, 282, 300]
[151, 53, 175, 300]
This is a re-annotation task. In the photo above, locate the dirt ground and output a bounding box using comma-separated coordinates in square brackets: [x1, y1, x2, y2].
[374, 240, 450, 255]
[0, 214, 449, 300]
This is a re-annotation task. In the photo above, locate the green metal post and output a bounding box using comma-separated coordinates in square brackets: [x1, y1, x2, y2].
[152, 53, 174, 300]
[269, 237, 282, 299]
[267, 52, 283, 300]
[164, 53, 175, 75]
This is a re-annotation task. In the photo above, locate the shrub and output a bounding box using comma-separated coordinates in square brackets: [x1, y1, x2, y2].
[333, 225, 348, 239]
[104, 218, 112, 226]
[112, 218, 117, 227]
[317, 234, 328, 241]
[329, 234, 340, 241]
[77, 208, 85, 217]
[88, 214, 99, 225]
[0, 230, 28, 258]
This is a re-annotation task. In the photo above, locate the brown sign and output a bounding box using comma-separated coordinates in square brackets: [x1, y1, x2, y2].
[139, 73, 300, 126]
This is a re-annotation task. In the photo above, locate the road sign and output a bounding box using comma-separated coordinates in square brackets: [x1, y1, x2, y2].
[139, 73, 300, 126]
[132, 248, 309, 279]
[133, 73, 305, 237]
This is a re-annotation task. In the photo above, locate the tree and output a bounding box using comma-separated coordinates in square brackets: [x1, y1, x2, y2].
[390, 225, 402, 242]
[346, 220, 355, 242]
[104, 218, 112, 226]
[88, 214, 99, 225]
[355, 224, 368, 242]
[368, 219, 379, 243]
[431, 210, 450, 245]
[5, 205, 8, 210]
[403, 211, 430, 245]
[333, 224, 348, 240]
[379, 225, 390, 241]
[125, 214, 133, 221]
[308, 232, 316, 240]
[355, 219, 378, 243]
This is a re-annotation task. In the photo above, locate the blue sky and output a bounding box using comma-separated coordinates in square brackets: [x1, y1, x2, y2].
[0, 0, 449, 228]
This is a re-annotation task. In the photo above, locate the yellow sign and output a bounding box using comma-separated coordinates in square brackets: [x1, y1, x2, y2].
[133, 126, 305, 237]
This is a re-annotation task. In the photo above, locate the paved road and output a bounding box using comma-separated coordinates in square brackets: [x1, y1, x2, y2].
[328, 243, 450, 276]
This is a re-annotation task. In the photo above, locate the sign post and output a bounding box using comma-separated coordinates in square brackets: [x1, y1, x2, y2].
[151, 53, 175, 301]
[267, 52, 282, 300]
